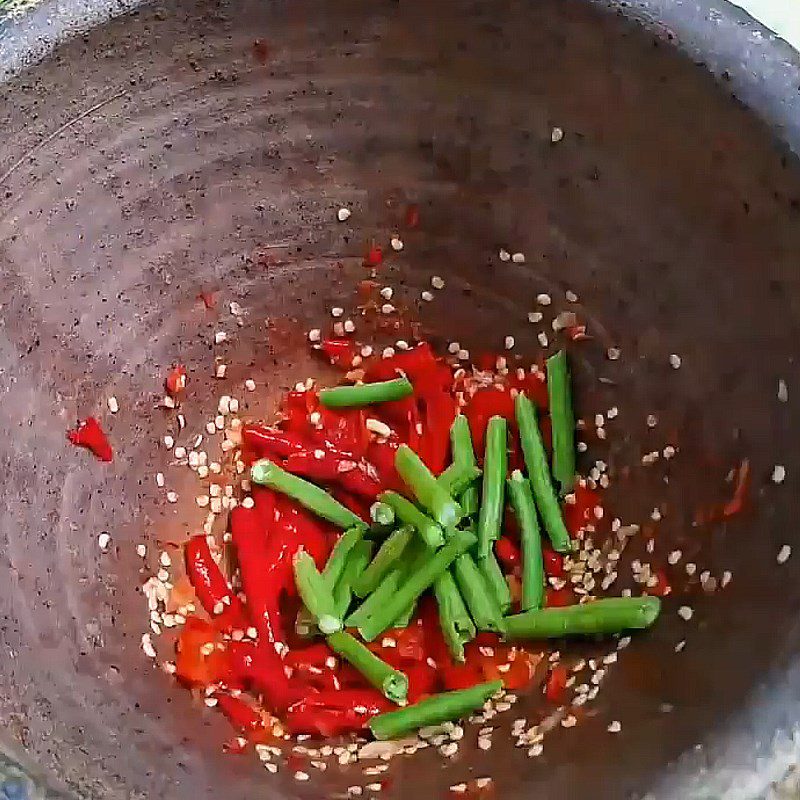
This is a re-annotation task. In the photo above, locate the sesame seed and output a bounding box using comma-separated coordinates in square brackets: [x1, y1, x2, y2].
[242, 497, 255, 509]
[669, 353, 682, 369]
[107, 396, 119, 413]
[294, 771, 309, 781]
[561, 715, 577, 728]
[331, 307, 344, 318]
[607, 720, 621, 733]
[308, 328, 321, 343]
[457, 349, 470, 361]
[475, 778, 492, 789]
[214, 331, 227, 345]
[196, 495, 210, 508]
[421, 290, 434, 301]
[155, 472, 165, 488]
[337, 207, 351, 222]
[511, 252, 525, 264]
[778, 544, 792, 564]
[667, 550, 682, 565]
[215, 364, 227, 379]
[439, 742, 458, 757]
[162, 395, 176, 409]
[141, 633, 156, 658]
[431, 275, 445, 290]
[163, 434, 174, 449]
[528, 743, 544, 757]
[380, 303, 395, 315]
[566, 289, 578, 302]
[160, 551, 171, 567]
[390, 237, 404, 251]
[646, 414, 658, 428]
[772, 465, 786, 484]
[166, 491, 178, 503]
[536, 293, 552, 306]
[675, 640, 686, 653]
[97, 533, 111, 550]
[450, 784, 467, 794]
[499, 249, 511, 262]
[527, 311, 543, 323]
[778, 379, 789, 402]
[551, 126, 564, 143]
[136, 544, 147, 558]
[537, 332, 549, 347]
[366, 419, 392, 437]
[477, 736, 492, 751]
[504, 335, 515, 350]
[677, 605, 694, 621]
[685, 562, 697, 575]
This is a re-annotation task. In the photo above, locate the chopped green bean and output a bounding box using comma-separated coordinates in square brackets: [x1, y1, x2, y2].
[251, 459, 366, 531]
[354, 526, 414, 598]
[333, 540, 374, 617]
[507, 469, 544, 611]
[327, 631, 409, 704]
[370, 501, 396, 528]
[452, 551, 505, 633]
[292, 550, 342, 634]
[322, 527, 364, 589]
[433, 569, 476, 662]
[369, 680, 503, 740]
[546, 350, 576, 494]
[438, 463, 482, 496]
[460, 484, 479, 516]
[514, 394, 571, 553]
[477, 416, 507, 559]
[479, 548, 512, 614]
[503, 596, 662, 640]
[378, 491, 444, 549]
[395, 445, 463, 528]
[358, 528, 477, 642]
[390, 540, 432, 627]
[450, 414, 477, 466]
[319, 377, 413, 408]
[346, 569, 402, 628]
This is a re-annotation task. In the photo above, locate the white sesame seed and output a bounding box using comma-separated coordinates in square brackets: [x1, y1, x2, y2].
[196, 495, 209, 508]
[308, 328, 321, 343]
[136, 544, 147, 558]
[528, 743, 544, 757]
[215, 364, 227, 379]
[536, 293, 552, 306]
[381, 303, 395, 315]
[337, 207, 351, 222]
[504, 335, 515, 350]
[421, 290, 434, 302]
[163, 434, 174, 449]
[561, 715, 577, 728]
[457, 349, 470, 361]
[97, 533, 111, 550]
[537, 332, 549, 347]
[527, 311, 543, 323]
[646, 414, 658, 428]
[677, 605, 694, 621]
[667, 550, 682, 565]
[214, 331, 227, 345]
[166, 491, 178, 503]
[160, 551, 171, 567]
[772, 465, 786, 484]
[141, 633, 156, 658]
[607, 720, 622, 733]
[155, 472, 165, 488]
[382, 347, 395, 359]
[390, 237, 404, 251]
[511, 252, 525, 264]
[566, 289, 578, 302]
[778, 544, 792, 564]
[499, 249, 511, 262]
[242, 496, 255, 509]
[778, 379, 789, 402]
[669, 353, 682, 369]
[107, 396, 119, 413]
[366, 418, 392, 437]
[477, 736, 492, 751]
[162, 395, 176, 409]
[431, 275, 445, 290]
[721, 570, 732, 587]
[551, 126, 564, 143]
[331, 307, 344, 318]
[607, 347, 621, 361]
[450, 784, 467, 794]
[294, 771, 309, 782]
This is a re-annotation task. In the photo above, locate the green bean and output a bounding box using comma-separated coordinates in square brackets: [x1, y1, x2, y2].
[477, 416, 507, 559]
[438, 463, 482, 497]
[319, 377, 413, 408]
[514, 394, 571, 553]
[460, 484, 479, 517]
[378, 491, 444, 549]
[395, 445, 463, 528]
[433, 570, 476, 662]
[346, 569, 402, 628]
[546, 350, 576, 494]
[503, 596, 662, 640]
[507, 469, 544, 611]
[370, 501, 395, 528]
[333, 540, 374, 618]
[251, 459, 366, 531]
[354, 526, 414, 598]
[326, 631, 409, 704]
[390, 540, 432, 628]
[369, 681, 503, 740]
[322, 527, 364, 589]
[450, 414, 477, 466]
[479, 547, 512, 614]
[358, 528, 477, 641]
[452, 552, 505, 633]
[292, 550, 342, 634]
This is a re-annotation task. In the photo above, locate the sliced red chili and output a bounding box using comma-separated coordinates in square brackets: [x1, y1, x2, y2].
[66, 417, 113, 462]
[563, 483, 602, 537]
[464, 388, 516, 453]
[544, 664, 569, 703]
[364, 246, 383, 268]
[175, 617, 232, 687]
[319, 338, 358, 370]
[165, 364, 187, 396]
[496, 536, 521, 570]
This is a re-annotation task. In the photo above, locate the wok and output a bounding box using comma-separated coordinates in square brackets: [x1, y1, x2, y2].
[0, 0, 799, 798]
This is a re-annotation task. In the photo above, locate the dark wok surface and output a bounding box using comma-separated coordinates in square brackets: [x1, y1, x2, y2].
[1, 0, 800, 797]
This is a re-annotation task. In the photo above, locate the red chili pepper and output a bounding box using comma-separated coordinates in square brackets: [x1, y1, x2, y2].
[314, 407, 370, 459]
[184, 535, 249, 633]
[285, 643, 335, 670]
[283, 451, 381, 500]
[273, 496, 331, 570]
[366, 438, 404, 492]
[508, 369, 549, 410]
[285, 689, 392, 735]
[545, 586, 576, 608]
[394, 623, 426, 662]
[405, 660, 438, 703]
[241, 425, 309, 459]
[227, 641, 302, 713]
[230, 506, 291, 645]
[404, 203, 420, 229]
[648, 569, 672, 597]
[175, 617, 233, 687]
[542, 545, 565, 578]
[364, 245, 383, 268]
[319, 338, 358, 370]
[280, 390, 319, 432]
[544, 664, 568, 703]
[365, 343, 450, 393]
[417, 389, 457, 474]
[496, 536, 521, 570]
[165, 364, 187, 396]
[563, 483, 602, 536]
[214, 693, 269, 735]
[464, 388, 516, 454]
[66, 417, 113, 462]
